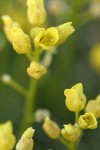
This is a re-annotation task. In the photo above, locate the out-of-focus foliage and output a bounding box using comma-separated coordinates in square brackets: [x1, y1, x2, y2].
[0, 0, 100, 150]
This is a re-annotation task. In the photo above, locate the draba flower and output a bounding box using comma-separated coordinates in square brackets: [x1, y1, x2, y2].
[30, 22, 75, 50]
[1, 15, 20, 42]
[78, 113, 98, 129]
[11, 27, 32, 54]
[61, 124, 81, 142]
[85, 94, 100, 118]
[43, 117, 60, 139]
[27, 0, 47, 26]
[27, 61, 47, 79]
[16, 127, 35, 150]
[64, 83, 87, 112]
[0, 121, 16, 150]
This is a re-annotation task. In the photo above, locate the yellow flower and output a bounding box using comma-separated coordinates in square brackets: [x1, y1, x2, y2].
[89, 44, 100, 73]
[43, 117, 60, 139]
[27, 0, 47, 26]
[78, 113, 98, 129]
[61, 124, 81, 142]
[16, 127, 35, 150]
[0, 121, 16, 150]
[27, 61, 47, 79]
[64, 83, 87, 112]
[85, 95, 100, 118]
[11, 27, 32, 54]
[1, 15, 20, 42]
[30, 22, 75, 50]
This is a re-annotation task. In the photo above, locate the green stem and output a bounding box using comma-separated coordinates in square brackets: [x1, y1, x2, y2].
[58, 135, 70, 149]
[26, 53, 34, 61]
[58, 136, 77, 150]
[18, 49, 41, 137]
[8, 80, 28, 96]
[18, 78, 37, 136]
[69, 143, 77, 150]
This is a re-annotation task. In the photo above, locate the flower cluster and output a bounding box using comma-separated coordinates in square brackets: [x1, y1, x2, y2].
[1, 0, 99, 150]
[2, 0, 75, 80]
[43, 83, 98, 144]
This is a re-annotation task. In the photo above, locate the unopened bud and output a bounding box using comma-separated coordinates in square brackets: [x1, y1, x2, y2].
[11, 27, 32, 54]
[27, 0, 47, 26]
[16, 127, 35, 150]
[61, 124, 81, 142]
[78, 113, 98, 129]
[0, 121, 16, 150]
[43, 117, 60, 139]
[64, 83, 87, 112]
[34, 109, 51, 122]
[57, 22, 75, 45]
[1, 74, 11, 84]
[27, 61, 47, 79]
[1, 15, 20, 42]
[85, 95, 100, 119]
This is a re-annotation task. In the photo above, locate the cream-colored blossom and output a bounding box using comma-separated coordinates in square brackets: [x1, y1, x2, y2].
[30, 22, 75, 50]
[85, 95, 100, 118]
[34, 109, 51, 122]
[64, 83, 87, 112]
[43, 117, 60, 139]
[27, 61, 47, 79]
[1, 15, 20, 42]
[0, 121, 16, 150]
[1, 74, 11, 84]
[11, 27, 32, 54]
[78, 113, 98, 129]
[27, 0, 46, 26]
[61, 124, 81, 142]
[16, 127, 35, 150]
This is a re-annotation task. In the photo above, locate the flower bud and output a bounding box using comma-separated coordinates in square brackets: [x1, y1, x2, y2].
[0, 121, 16, 150]
[78, 113, 98, 129]
[27, 0, 47, 26]
[16, 127, 35, 150]
[11, 27, 32, 54]
[43, 117, 60, 139]
[64, 83, 87, 112]
[85, 95, 100, 118]
[27, 61, 47, 79]
[56, 22, 75, 45]
[1, 74, 11, 84]
[61, 124, 81, 142]
[1, 15, 20, 42]
[34, 109, 51, 122]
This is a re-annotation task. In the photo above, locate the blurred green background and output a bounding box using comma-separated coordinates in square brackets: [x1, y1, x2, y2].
[0, 0, 100, 149]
